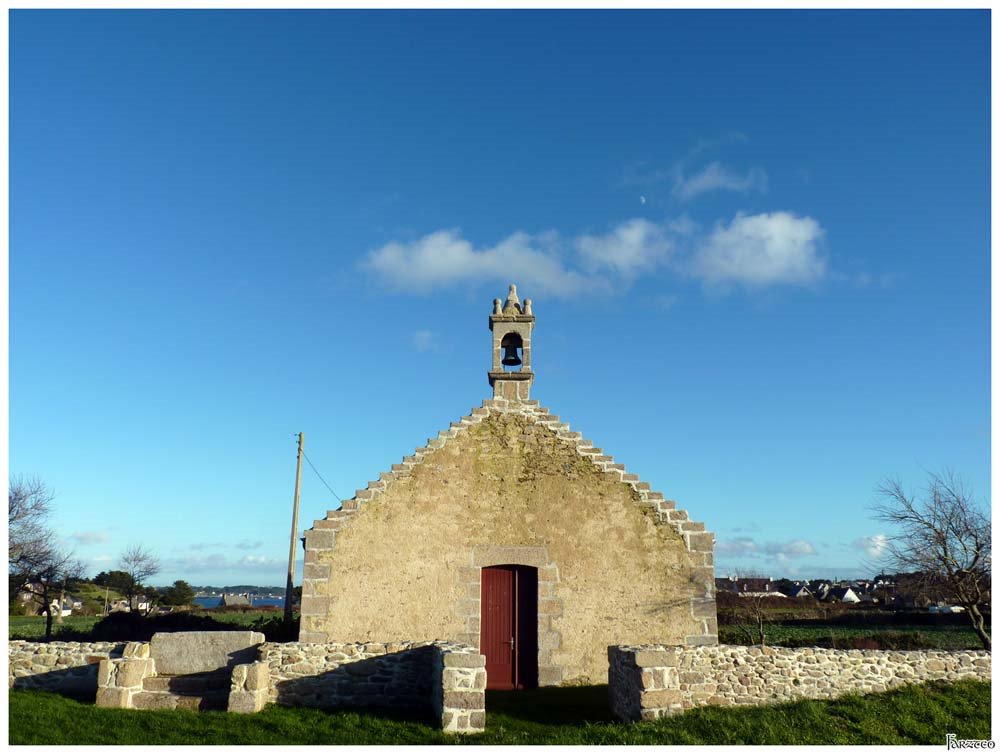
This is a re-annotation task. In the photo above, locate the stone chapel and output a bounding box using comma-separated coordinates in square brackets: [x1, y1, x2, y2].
[300, 285, 717, 687]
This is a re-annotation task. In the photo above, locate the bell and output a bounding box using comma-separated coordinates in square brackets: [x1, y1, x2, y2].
[501, 343, 522, 367]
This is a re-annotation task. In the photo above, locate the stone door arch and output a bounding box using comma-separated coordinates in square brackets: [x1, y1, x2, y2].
[454, 545, 564, 686]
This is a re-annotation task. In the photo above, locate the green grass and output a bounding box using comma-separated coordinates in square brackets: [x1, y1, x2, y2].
[71, 583, 126, 615]
[8, 615, 102, 640]
[719, 623, 982, 650]
[9, 680, 991, 745]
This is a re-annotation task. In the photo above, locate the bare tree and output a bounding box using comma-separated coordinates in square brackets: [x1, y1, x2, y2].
[118, 545, 161, 615]
[719, 572, 777, 646]
[18, 551, 84, 641]
[9, 476, 56, 582]
[874, 471, 991, 650]
[9, 477, 86, 639]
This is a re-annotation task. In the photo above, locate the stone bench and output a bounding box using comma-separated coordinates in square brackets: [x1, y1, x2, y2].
[96, 631, 269, 713]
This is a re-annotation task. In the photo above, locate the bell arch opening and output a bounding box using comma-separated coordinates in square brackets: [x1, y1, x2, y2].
[500, 332, 524, 372]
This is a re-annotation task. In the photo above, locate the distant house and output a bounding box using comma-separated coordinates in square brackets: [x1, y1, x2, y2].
[715, 576, 783, 598]
[824, 586, 861, 604]
[219, 593, 251, 607]
[779, 584, 813, 599]
[107, 596, 153, 614]
[715, 577, 737, 594]
[48, 599, 73, 618]
[808, 580, 833, 600]
[15, 583, 81, 616]
[15, 582, 38, 604]
[737, 579, 781, 597]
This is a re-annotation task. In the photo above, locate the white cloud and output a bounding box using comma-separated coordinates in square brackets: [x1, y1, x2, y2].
[235, 539, 264, 551]
[364, 220, 673, 296]
[673, 162, 768, 201]
[576, 218, 672, 278]
[363, 229, 595, 297]
[667, 215, 698, 236]
[166, 552, 283, 574]
[692, 212, 826, 287]
[72, 531, 108, 545]
[239, 554, 282, 568]
[92, 554, 113, 563]
[853, 534, 889, 559]
[716, 537, 759, 556]
[412, 330, 437, 352]
[763, 539, 816, 558]
[363, 212, 828, 297]
[170, 553, 229, 572]
[716, 537, 816, 561]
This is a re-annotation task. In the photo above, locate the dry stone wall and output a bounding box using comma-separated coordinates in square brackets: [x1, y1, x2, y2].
[9, 640, 125, 696]
[609, 644, 992, 721]
[259, 640, 485, 734]
[11, 637, 483, 733]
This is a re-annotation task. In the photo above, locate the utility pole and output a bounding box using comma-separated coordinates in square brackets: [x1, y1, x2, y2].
[56, 575, 67, 625]
[284, 432, 304, 624]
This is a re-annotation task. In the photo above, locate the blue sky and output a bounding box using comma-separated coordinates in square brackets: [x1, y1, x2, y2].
[10, 10, 990, 586]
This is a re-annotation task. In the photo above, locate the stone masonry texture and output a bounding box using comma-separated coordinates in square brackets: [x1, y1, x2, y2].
[259, 640, 485, 733]
[301, 399, 716, 685]
[9, 640, 125, 697]
[608, 644, 992, 722]
[12, 638, 484, 732]
[150, 630, 264, 675]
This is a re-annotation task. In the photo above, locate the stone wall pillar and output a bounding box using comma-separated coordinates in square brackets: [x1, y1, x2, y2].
[228, 661, 270, 713]
[432, 646, 487, 734]
[608, 646, 683, 722]
[96, 642, 155, 709]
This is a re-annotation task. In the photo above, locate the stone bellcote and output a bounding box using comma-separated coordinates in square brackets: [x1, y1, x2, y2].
[488, 283, 535, 402]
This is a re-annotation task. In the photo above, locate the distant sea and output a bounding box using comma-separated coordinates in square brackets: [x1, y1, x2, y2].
[193, 596, 285, 609]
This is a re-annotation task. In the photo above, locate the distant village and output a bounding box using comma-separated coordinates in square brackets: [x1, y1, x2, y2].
[13, 580, 288, 618]
[15, 571, 978, 619]
[715, 573, 974, 612]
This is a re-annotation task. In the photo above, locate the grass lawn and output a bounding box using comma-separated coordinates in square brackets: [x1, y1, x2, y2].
[719, 623, 983, 650]
[8, 680, 990, 745]
[8, 615, 102, 640]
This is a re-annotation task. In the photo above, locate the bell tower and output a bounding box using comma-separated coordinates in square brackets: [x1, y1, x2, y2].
[488, 283, 535, 402]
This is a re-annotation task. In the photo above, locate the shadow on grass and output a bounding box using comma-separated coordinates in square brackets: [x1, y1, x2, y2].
[9, 611, 301, 643]
[485, 684, 614, 726]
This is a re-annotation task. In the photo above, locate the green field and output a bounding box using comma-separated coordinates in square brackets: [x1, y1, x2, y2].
[8, 615, 101, 640]
[8, 680, 991, 745]
[719, 622, 983, 650]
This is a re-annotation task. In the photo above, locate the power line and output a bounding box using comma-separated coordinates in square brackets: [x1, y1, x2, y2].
[301, 448, 343, 503]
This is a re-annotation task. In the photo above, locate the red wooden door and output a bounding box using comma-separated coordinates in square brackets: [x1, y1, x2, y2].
[480, 565, 538, 690]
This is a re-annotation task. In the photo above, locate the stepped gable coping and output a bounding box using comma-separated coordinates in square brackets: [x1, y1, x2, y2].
[303, 398, 712, 558]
